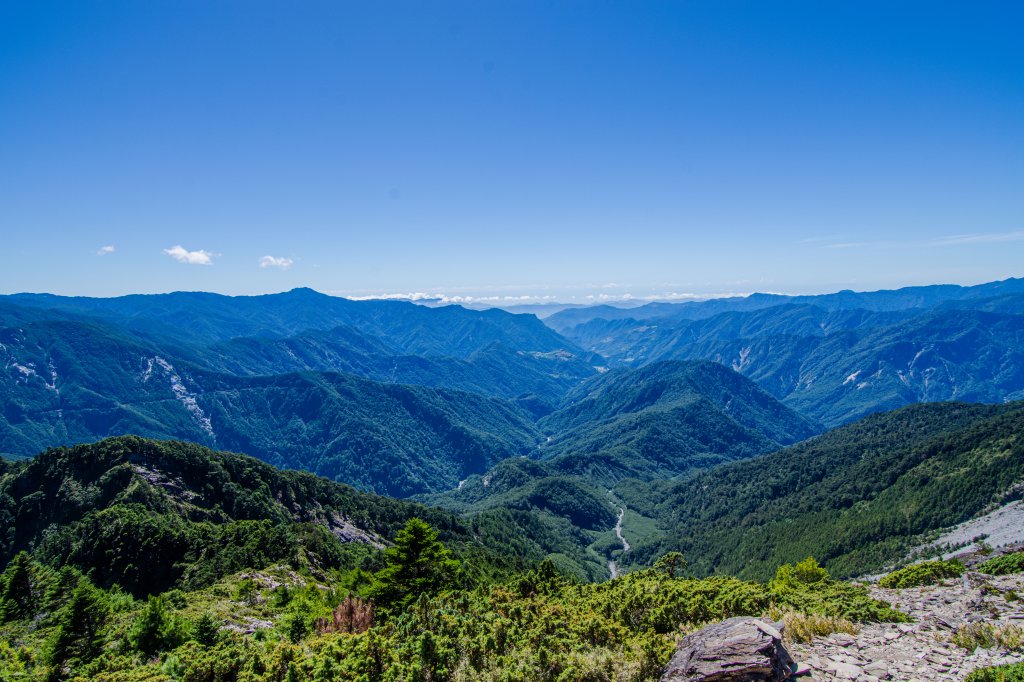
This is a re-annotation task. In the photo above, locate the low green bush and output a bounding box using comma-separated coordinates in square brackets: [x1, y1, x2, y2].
[772, 558, 909, 622]
[979, 552, 1024, 576]
[879, 559, 965, 588]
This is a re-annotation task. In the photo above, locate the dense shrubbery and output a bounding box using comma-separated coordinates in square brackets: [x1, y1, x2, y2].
[618, 402, 1024, 580]
[879, 560, 965, 589]
[772, 558, 909, 622]
[980, 552, 1024, 576]
[0, 518, 907, 682]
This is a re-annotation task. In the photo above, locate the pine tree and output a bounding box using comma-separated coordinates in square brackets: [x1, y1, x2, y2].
[193, 612, 221, 646]
[129, 594, 185, 657]
[0, 551, 35, 622]
[368, 518, 460, 610]
[45, 578, 108, 671]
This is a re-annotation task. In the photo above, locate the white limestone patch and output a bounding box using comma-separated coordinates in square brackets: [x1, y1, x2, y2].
[150, 356, 214, 437]
[732, 346, 752, 372]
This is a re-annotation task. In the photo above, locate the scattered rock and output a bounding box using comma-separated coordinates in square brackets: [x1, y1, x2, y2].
[788, 573, 1024, 680]
[661, 617, 794, 681]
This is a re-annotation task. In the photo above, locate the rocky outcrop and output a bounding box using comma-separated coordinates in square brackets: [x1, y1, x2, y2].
[662, 617, 794, 681]
[789, 572, 1024, 680]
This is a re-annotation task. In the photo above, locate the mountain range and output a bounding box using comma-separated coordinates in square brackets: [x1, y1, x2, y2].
[3, 279, 1024, 680]
[547, 279, 1024, 426]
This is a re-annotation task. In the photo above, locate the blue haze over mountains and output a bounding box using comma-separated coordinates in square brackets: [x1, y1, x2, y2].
[1, 277, 1023, 498]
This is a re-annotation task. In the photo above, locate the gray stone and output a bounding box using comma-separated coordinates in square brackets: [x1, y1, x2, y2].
[661, 617, 794, 681]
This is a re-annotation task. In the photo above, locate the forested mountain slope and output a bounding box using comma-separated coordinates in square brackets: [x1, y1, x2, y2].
[2, 290, 599, 403]
[0, 436, 556, 596]
[0, 322, 543, 497]
[615, 401, 1024, 580]
[553, 291, 1024, 426]
[538, 360, 820, 481]
[0, 292, 601, 495]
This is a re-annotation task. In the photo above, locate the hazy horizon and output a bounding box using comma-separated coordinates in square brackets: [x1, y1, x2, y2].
[5, 274, 1021, 312]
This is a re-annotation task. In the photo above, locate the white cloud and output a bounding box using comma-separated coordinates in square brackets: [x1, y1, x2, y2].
[96, 245, 115, 256]
[259, 255, 294, 270]
[163, 245, 214, 265]
[815, 230, 1024, 250]
[929, 231, 1024, 246]
[824, 242, 868, 249]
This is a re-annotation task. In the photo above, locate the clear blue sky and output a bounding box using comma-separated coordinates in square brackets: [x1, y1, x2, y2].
[2, 1, 1022, 303]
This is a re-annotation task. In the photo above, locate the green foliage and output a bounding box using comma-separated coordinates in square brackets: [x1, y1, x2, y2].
[879, 560, 965, 589]
[0, 551, 36, 622]
[979, 551, 1024, 576]
[192, 612, 221, 646]
[770, 558, 909, 623]
[128, 594, 188, 657]
[45, 576, 109, 670]
[618, 402, 1024, 580]
[652, 552, 686, 579]
[967, 662, 1024, 682]
[367, 518, 461, 611]
[0, 551, 908, 681]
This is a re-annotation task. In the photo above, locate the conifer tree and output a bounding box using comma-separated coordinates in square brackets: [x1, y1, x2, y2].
[368, 518, 460, 610]
[0, 551, 35, 622]
[45, 579, 108, 672]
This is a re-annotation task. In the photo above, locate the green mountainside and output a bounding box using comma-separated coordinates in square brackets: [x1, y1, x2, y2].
[0, 317, 545, 497]
[0, 436, 556, 596]
[422, 361, 822, 579]
[614, 401, 1024, 580]
[554, 296, 1024, 426]
[538, 360, 820, 481]
[0, 437, 910, 682]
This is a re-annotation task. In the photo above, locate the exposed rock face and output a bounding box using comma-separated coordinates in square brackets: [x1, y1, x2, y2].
[662, 617, 794, 681]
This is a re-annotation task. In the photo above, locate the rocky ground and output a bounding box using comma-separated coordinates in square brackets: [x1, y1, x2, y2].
[789, 573, 1024, 681]
[928, 500, 1024, 561]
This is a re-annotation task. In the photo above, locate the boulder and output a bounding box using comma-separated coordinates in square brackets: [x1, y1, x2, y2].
[661, 617, 794, 681]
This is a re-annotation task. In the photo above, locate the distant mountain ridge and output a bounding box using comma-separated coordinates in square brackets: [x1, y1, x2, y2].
[546, 278, 1024, 426]
[2, 291, 816, 500]
[546, 277, 1024, 332]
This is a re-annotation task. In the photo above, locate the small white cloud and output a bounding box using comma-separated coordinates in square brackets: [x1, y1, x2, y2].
[929, 231, 1024, 247]
[164, 245, 214, 265]
[259, 255, 294, 270]
[96, 245, 115, 256]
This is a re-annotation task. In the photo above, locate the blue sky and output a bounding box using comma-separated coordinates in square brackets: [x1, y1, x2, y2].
[1, 1, 1022, 303]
